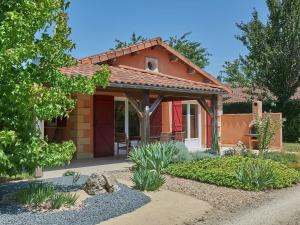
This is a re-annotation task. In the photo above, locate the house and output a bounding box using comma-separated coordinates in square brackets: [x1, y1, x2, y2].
[46, 37, 229, 159]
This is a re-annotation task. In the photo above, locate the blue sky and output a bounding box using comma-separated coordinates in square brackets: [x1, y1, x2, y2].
[68, 0, 268, 77]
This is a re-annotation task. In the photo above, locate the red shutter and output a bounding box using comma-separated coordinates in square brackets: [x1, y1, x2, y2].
[94, 95, 115, 157]
[150, 99, 162, 137]
[172, 101, 182, 132]
[206, 100, 212, 147]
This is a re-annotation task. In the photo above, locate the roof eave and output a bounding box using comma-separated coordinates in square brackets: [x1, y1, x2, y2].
[108, 83, 227, 95]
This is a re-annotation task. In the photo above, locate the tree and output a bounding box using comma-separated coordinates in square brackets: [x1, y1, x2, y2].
[0, 0, 110, 176]
[221, 0, 300, 107]
[114, 32, 211, 68]
[167, 32, 210, 68]
[114, 32, 148, 49]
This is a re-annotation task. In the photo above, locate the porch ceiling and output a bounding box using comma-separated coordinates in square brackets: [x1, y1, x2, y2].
[61, 64, 228, 95]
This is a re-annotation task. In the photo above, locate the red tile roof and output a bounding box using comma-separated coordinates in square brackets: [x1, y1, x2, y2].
[224, 86, 300, 103]
[61, 64, 226, 94]
[77, 37, 230, 93]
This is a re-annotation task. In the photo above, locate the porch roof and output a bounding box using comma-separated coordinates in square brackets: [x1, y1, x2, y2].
[61, 64, 228, 95]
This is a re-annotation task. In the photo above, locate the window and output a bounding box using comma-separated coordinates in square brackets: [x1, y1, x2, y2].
[145, 57, 159, 72]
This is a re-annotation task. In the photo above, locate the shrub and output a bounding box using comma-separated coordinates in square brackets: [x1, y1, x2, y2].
[255, 114, 283, 154]
[129, 142, 175, 191]
[15, 183, 55, 206]
[191, 151, 216, 161]
[235, 160, 276, 190]
[15, 183, 78, 210]
[50, 192, 79, 209]
[171, 142, 216, 163]
[171, 142, 193, 163]
[131, 169, 165, 191]
[129, 142, 175, 173]
[63, 170, 76, 176]
[166, 156, 300, 191]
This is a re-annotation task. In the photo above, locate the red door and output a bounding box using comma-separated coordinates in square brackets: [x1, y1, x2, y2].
[206, 100, 212, 147]
[172, 101, 182, 132]
[94, 95, 114, 157]
[150, 99, 162, 137]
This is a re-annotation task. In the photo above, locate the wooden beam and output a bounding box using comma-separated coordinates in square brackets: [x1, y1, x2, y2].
[149, 95, 163, 116]
[211, 95, 218, 151]
[197, 97, 212, 117]
[140, 91, 151, 143]
[125, 94, 143, 119]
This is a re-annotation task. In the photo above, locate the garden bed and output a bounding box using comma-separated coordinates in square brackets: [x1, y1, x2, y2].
[165, 156, 300, 191]
[0, 176, 150, 225]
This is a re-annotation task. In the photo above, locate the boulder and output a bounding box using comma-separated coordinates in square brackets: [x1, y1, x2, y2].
[83, 173, 119, 195]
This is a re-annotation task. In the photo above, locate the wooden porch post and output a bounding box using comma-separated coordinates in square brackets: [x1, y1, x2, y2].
[140, 91, 151, 143]
[211, 95, 218, 148]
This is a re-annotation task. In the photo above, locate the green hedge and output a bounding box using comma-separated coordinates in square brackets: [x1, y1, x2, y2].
[223, 100, 300, 142]
[166, 156, 300, 191]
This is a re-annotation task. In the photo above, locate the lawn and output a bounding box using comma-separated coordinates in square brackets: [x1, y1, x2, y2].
[283, 143, 300, 153]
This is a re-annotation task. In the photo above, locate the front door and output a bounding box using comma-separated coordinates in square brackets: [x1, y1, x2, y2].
[182, 101, 202, 150]
[94, 95, 115, 157]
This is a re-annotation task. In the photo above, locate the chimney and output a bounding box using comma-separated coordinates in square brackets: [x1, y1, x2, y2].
[252, 101, 262, 118]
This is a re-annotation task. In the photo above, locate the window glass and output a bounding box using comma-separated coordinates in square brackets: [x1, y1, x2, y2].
[115, 101, 125, 135]
[129, 103, 140, 137]
[182, 104, 188, 138]
[190, 104, 198, 138]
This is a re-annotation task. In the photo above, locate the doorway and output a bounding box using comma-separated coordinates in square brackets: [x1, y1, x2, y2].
[182, 101, 202, 150]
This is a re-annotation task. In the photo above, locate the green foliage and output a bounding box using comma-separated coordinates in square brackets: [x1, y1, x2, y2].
[50, 192, 79, 209]
[263, 151, 299, 164]
[113, 32, 210, 68]
[129, 142, 175, 173]
[167, 32, 211, 68]
[15, 183, 78, 209]
[222, 0, 300, 107]
[283, 143, 300, 153]
[166, 156, 300, 191]
[63, 170, 76, 176]
[114, 32, 147, 49]
[129, 142, 175, 191]
[131, 169, 165, 191]
[171, 142, 215, 163]
[0, 0, 110, 176]
[171, 142, 193, 163]
[0, 172, 34, 183]
[235, 160, 276, 190]
[255, 114, 282, 154]
[15, 183, 55, 207]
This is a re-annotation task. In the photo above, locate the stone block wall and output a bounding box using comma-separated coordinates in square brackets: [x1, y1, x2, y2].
[68, 94, 94, 159]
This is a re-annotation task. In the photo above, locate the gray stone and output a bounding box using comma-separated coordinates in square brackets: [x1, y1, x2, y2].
[83, 173, 107, 195]
[83, 173, 120, 195]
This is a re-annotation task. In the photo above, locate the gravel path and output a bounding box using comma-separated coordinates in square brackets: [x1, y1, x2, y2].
[108, 169, 268, 211]
[218, 184, 300, 225]
[0, 176, 150, 225]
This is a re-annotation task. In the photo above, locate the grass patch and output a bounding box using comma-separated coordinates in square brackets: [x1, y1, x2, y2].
[166, 156, 300, 191]
[0, 172, 34, 183]
[15, 183, 78, 210]
[283, 143, 300, 153]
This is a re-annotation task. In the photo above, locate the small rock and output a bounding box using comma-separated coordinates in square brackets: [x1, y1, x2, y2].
[83, 173, 107, 195]
[83, 173, 120, 195]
